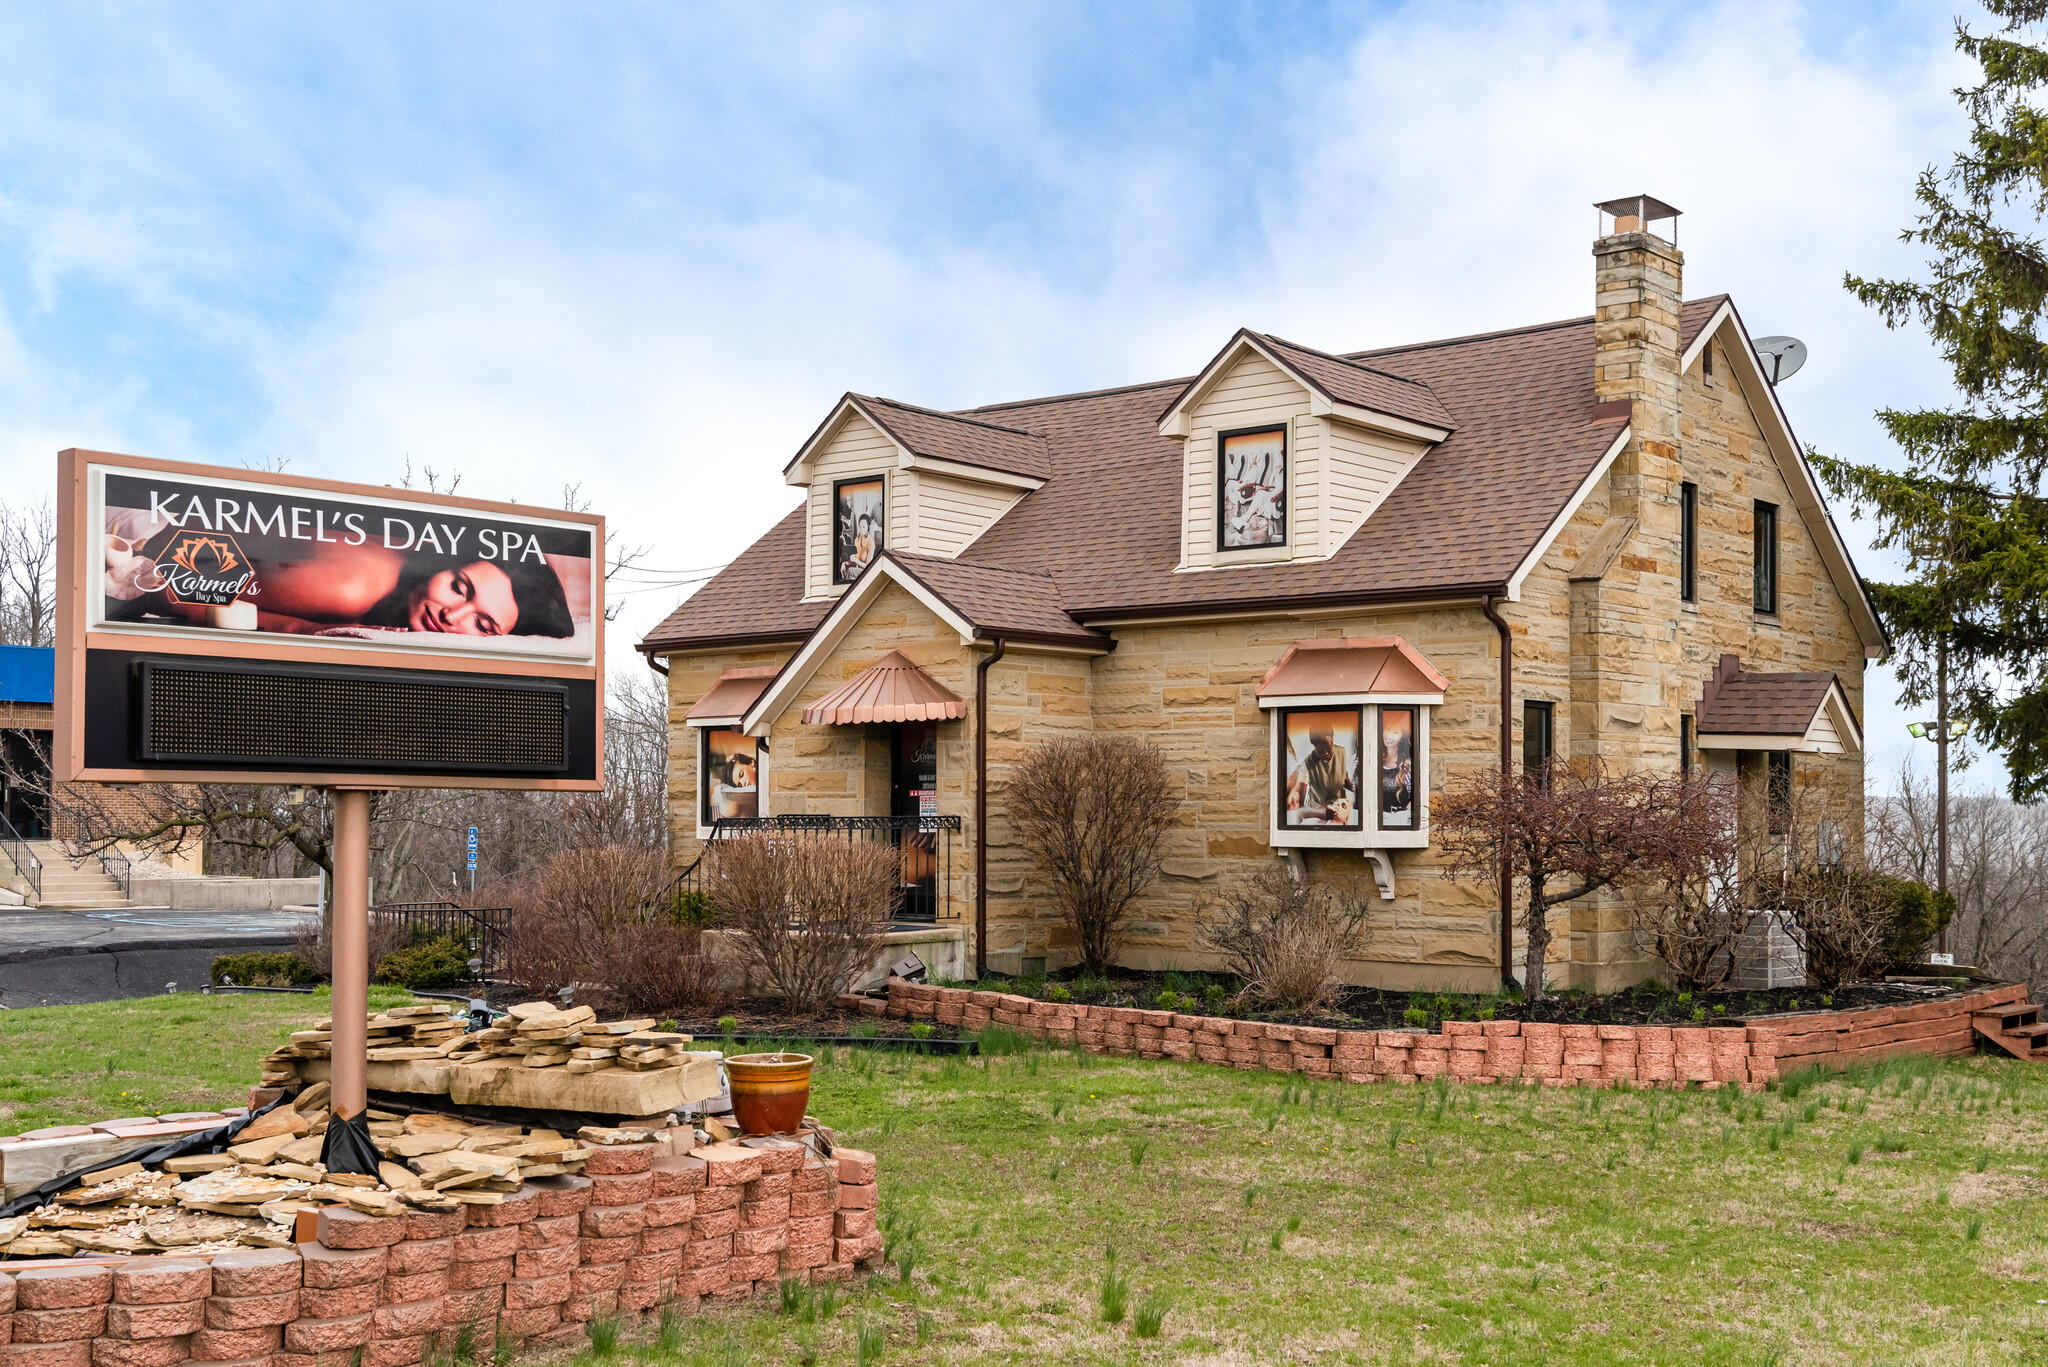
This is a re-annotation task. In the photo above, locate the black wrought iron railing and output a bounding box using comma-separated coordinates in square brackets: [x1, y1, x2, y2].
[96, 845, 131, 899]
[663, 814, 962, 925]
[0, 810, 39, 901]
[371, 900, 512, 974]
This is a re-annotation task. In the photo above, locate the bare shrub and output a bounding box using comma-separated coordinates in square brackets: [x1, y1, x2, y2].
[1198, 861, 1371, 1010]
[709, 833, 897, 1015]
[1630, 773, 1750, 990]
[1007, 735, 1179, 975]
[507, 844, 735, 1016]
[1778, 863, 1901, 991]
[1435, 758, 1711, 1002]
[294, 914, 406, 983]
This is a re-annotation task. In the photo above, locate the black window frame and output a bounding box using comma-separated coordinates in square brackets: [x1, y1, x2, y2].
[1753, 500, 1778, 615]
[1679, 481, 1697, 603]
[1679, 713, 1693, 777]
[831, 474, 887, 587]
[1377, 704, 1419, 832]
[1767, 750, 1792, 834]
[1277, 704, 1364, 831]
[1216, 423, 1289, 553]
[1522, 700, 1554, 779]
[1702, 340, 1714, 380]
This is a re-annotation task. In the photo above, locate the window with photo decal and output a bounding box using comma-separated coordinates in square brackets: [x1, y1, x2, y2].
[1281, 707, 1362, 829]
[702, 729, 761, 824]
[1379, 706, 1416, 829]
[834, 477, 885, 584]
[1219, 427, 1286, 549]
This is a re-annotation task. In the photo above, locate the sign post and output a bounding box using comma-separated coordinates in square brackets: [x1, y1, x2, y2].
[329, 789, 375, 1119]
[467, 825, 478, 894]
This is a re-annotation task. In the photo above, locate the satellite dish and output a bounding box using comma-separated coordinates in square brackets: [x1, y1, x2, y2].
[1752, 336, 1807, 385]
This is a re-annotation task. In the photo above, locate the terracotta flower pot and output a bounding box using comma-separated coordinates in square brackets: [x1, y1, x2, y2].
[725, 1052, 814, 1135]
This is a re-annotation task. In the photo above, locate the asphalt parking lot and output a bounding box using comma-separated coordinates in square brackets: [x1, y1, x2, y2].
[0, 904, 303, 1006]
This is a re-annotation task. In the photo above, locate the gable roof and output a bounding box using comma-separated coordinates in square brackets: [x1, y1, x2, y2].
[1156, 328, 1455, 438]
[783, 393, 1051, 486]
[642, 295, 1884, 658]
[1696, 668, 1863, 755]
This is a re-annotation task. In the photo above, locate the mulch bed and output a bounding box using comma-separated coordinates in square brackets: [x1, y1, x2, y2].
[950, 969, 1971, 1031]
[671, 1001, 972, 1043]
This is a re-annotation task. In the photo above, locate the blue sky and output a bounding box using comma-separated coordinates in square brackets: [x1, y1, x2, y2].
[0, 1, 1996, 790]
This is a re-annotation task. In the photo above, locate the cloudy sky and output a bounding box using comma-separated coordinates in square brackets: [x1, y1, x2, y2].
[0, 1, 1995, 788]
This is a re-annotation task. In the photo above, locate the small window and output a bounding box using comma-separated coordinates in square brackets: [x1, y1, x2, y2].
[1522, 700, 1554, 778]
[1679, 714, 1693, 777]
[1680, 481, 1697, 603]
[1218, 425, 1287, 551]
[1753, 501, 1778, 614]
[833, 477, 886, 585]
[1767, 750, 1792, 834]
[1279, 707, 1362, 829]
[1378, 706, 1417, 830]
[701, 728, 763, 826]
[1702, 341, 1714, 379]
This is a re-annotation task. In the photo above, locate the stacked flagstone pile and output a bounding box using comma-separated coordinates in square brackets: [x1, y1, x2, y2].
[0, 1137, 887, 1367]
[867, 978, 2028, 1090]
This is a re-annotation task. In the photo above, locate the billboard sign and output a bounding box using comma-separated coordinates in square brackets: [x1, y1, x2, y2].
[57, 450, 605, 791]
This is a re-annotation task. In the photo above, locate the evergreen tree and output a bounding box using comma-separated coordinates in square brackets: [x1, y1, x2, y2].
[1814, 0, 2048, 799]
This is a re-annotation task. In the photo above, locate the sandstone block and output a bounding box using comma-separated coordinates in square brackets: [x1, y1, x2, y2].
[448, 1260, 512, 1293]
[282, 1317, 373, 1355]
[502, 1277, 570, 1311]
[624, 1253, 680, 1286]
[401, 1209, 466, 1242]
[366, 1336, 423, 1367]
[16, 1270, 112, 1312]
[207, 1252, 301, 1300]
[297, 1284, 380, 1321]
[642, 1195, 695, 1229]
[689, 1209, 739, 1242]
[386, 1240, 454, 1277]
[315, 1210, 406, 1250]
[529, 1177, 593, 1218]
[738, 1198, 788, 1228]
[13, 1309, 106, 1345]
[740, 1172, 791, 1202]
[695, 1185, 739, 1214]
[837, 1183, 876, 1211]
[570, 1267, 627, 1298]
[452, 1227, 519, 1262]
[3, 1344, 90, 1367]
[299, 1247, 387, 1291]
[187, 1327, 279, 1361]
[437, 1288, 501, 1328]
[681, 1239, 731, 1271]
[833, 1209, 876, 1239]
[379, 1271, 450, 1305]
[577, 1236, 637, 1266]
[498, 1306, 559, 1338]
[369, 1301, 443, 1340]
[513, 1245, 579, 1281]
[463, 1190, 540, 1228]
[86, 1337, 185, 1367]
[200, 1293, 298, 1332]
[732, 1226, 785, 1257]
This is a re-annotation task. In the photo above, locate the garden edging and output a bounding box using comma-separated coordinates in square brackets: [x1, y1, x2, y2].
[862, 981, 2028, 1090]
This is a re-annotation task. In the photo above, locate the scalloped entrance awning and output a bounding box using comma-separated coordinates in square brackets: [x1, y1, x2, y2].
[801, 651, 966, 725]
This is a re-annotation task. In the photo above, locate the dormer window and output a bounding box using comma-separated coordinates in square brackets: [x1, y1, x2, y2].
[834, 477, 886, 584]
[1220, 425, 1287, 550]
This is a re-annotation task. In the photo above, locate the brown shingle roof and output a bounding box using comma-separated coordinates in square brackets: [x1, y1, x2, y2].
[1696, 671, 1839, 736]
[886, 551, 1111, 649]
[1255, 333, 1456, 431]
[856, 396, 1051, 481]
[640, 298, 1732, 653]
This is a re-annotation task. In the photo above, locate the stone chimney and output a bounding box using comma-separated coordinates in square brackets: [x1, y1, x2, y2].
[1593, 195, 1683, 521]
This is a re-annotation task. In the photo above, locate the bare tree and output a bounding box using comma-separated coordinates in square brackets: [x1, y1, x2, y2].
[1197, 861, 1372, 1010]
[0, 497, 56, 647]
[1870, 764, 2048, 994]
[1434, 758, 1712, 1003]
[1008, 734, 1179, 976]
[1629, 773, 1748, 990]
[708, 832, 896, 1014]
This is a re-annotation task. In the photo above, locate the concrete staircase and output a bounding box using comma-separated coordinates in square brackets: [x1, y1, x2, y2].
[1972, 1001, 2048, 1061]
[26, 841, 131, 910]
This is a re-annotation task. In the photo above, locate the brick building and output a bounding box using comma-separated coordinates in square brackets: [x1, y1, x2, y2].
[638, 198, 1885, 992]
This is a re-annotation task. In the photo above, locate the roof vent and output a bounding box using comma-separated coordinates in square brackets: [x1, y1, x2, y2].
[1595, 194, 1681, 243]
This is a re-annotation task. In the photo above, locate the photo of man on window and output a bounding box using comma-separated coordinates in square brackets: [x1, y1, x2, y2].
[1379, 707, 1415, 829]
[1282, 709, 1360, 828]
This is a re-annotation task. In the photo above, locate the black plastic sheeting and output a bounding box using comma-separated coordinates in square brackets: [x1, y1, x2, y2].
[1, 1096, 290, 1220]
[317, 1111, 381, 1179]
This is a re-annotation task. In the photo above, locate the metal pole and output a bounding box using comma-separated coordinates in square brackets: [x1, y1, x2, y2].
[330, 789, 373, 1119]
[1936, 634, 1950, 954]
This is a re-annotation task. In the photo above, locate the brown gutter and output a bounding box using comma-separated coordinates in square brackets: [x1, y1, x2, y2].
[974, 637, 1007, 977]
[1479, 594, 1514, 991]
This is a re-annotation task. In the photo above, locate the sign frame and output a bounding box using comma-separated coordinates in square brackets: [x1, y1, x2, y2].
[55, 448, 606, 792]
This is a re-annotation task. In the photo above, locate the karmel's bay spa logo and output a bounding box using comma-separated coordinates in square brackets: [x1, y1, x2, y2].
[144, 529, 260, 627]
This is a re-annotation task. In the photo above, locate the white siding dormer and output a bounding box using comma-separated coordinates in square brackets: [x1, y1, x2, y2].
[1169, 339, 1437, 573]
[789, 400, 1034, 600]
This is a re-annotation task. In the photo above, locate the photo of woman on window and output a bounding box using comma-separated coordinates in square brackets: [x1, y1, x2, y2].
[1220, 428, 1286, 550]
[703, 729, 761, 823]
[1379, 707, 1415, 829]
[1282, 708, 1360, 828]
[834, 478, 885, 583]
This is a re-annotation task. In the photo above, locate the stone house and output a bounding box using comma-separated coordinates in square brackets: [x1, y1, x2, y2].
[638, 197, 1886, 993]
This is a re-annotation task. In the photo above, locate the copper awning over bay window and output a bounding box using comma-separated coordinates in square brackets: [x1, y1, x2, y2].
[1255, 636, 1449, 702]
[801, 650, 965, 725]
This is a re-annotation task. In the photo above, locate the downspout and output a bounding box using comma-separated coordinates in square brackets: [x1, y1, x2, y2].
[974, 637, 1007, 978]
[1479, 594, 1514, 990]
[642, 648, 669, 678]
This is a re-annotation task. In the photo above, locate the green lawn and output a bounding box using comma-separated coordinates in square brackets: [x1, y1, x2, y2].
[0, 987, 419, 1132]
[8, 997, 2048, 1363]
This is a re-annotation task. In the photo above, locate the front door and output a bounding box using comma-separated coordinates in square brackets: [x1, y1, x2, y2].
[890, 721, 938, 920]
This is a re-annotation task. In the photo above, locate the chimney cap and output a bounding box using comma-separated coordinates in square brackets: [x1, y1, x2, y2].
[1596, 194, 1681, 240]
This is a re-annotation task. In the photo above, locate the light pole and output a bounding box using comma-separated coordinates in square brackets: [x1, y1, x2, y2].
[1906, 711, 1966, 958]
